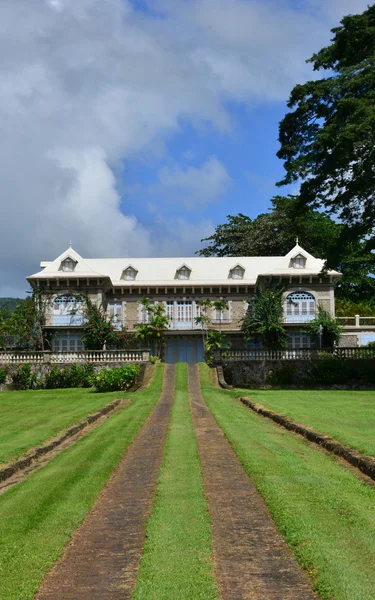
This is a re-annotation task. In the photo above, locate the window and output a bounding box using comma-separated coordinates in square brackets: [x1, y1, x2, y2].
[288, 332, 311, 349]
[60, 258, 76, 272]
[291, 254, 306, 269]
[230, 265, 245, 279]
[139, 301, 154, 323]
[108, 302, 123, 329]
[53, 335, 83, 352]
[176, 267, 191, 280]
[213, 301, 230, 322]
[285, 292, 316, 323]
[121, 267, 137, 281]
[166, 301, 174, 326]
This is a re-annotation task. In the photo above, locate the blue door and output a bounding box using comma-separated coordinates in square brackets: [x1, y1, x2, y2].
[166, 338, 204, 364]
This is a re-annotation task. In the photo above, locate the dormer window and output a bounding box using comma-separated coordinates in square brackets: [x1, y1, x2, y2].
[60, 258, 77, 272]
[121, 266, 137, 281]
[230, 265, 245, 279]
[291, 254, 306, 269]
[176, 265, 191, 280]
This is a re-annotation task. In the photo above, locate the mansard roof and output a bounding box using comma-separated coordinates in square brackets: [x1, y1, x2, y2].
[27, 243, 341, 286]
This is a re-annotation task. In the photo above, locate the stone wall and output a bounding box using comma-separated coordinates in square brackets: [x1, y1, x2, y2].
[222, 358, 375, 388]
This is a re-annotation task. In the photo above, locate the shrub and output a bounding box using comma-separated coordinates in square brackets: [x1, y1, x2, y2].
[92, 364, 141, 392]
[0, 364, 8, 384]
[10, 364, 39, 389]
[44, 363, 95, 389]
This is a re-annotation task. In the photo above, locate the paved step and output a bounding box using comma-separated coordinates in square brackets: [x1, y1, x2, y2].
[35, 364, 176, 600]
[188, 364, 316, 600]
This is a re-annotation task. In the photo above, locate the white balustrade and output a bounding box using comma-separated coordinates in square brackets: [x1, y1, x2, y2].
[0, 349, 149, 365]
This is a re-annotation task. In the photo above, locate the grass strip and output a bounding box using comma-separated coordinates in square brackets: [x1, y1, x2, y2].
[0, 387, 126, 464]
[0, 365, 164, 600]
[238, 388, 375, 457]
[201, 365, 375, 600]
[131, 363, 219, 600]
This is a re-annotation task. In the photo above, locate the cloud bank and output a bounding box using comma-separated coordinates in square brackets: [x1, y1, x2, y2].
[0, 0, 369, 294]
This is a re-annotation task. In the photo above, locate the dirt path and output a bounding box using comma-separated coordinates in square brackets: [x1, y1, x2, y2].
[35, 364, 176, 600]
[188, 364, 316, 600]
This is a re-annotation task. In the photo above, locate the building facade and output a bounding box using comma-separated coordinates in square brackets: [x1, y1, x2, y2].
[27, 243, 343, 361]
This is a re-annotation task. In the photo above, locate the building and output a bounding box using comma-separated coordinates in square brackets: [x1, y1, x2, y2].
[26, 242, 349, 361]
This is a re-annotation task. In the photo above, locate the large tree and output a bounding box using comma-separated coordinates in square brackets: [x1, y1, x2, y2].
[277, 5, 375, 258]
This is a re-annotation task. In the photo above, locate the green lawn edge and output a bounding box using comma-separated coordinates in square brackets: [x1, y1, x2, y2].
[0, 387, 129, 465]
[200, 365, 375, 600]
[0, 364, 164, 600]
[236, 388, 375, 457]
[131, 363, 219, 600]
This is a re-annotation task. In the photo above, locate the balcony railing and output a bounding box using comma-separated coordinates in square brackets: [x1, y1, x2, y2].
[283, 314, 316, 324]
[337, 315, 375, 328]
[0, 349, 150, 365]
[52, 315, 85, 326]
[219, 346, 375, 361]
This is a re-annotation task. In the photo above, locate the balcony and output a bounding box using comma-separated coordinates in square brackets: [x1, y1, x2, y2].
[52, 315, 85, 326]
[283, 313, 316, 324]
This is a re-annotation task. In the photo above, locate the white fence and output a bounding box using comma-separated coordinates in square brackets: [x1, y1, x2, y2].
[0, 349, 150, 365]
[219, 347, 375, 361]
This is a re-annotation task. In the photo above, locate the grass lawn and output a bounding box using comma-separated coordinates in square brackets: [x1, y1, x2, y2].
[0, 387, 128, 465]
[238, 388, 375, 457]
[201, 365, 375, 600]
[132, 363, 218, 600]
[0, 365, 164, 600]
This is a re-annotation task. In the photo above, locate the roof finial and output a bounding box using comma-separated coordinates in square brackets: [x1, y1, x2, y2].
[69, 239, 72, 247]
[295, 236, 299, 245]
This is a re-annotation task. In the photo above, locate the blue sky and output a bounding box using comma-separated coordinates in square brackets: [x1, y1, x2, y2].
[0, 0, 371, 296]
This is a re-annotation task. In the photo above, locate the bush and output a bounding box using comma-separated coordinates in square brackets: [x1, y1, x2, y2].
[44, 363, 95, 389]
[10, 364, 39, 389]
[92, 364, 141, 392]
[0, 364, 8, 384]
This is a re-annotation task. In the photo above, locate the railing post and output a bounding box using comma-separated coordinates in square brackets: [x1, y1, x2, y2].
[43, 351, 52, 364]
[355, 314, 360, 327]
[142, 350, 150, 362]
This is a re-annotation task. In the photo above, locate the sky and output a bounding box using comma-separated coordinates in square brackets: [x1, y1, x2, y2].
[0, 0, 371, 297]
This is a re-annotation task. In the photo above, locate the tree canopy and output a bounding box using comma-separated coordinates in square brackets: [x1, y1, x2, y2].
[277, 5, 375, 257]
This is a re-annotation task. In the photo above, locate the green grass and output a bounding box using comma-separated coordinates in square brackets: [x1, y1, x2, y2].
[0, 365, 164, 600]
[201, 365, 375, 600]
[132, 363, 219, 600]
[0, 387, 128, 465]
[237, 388, 375, 457]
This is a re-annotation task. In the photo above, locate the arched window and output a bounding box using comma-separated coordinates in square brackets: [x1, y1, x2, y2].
[285, 292, 316, 323]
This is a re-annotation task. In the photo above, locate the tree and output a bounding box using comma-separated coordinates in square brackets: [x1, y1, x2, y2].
[197, 196, 375, 304]
[204, 330, 231, 364]
[81, 295, 128, 350]
[134, 298, 170, 359]
[277, 5, 375, 261]
[304, 308, 342, 348]
[243, 285, 288, 350]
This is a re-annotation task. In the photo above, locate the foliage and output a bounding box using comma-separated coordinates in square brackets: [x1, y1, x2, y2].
[0, 291, 51, 351]
[243, 285, 288, 350]
[0, 298, 23, 313]
[304, 307, 342, 348]
[9, 364, 39, 390]
[277, 5, 375, 263]
[81, 295, 128, 350]
[0, 364, 8, 384]
[149, 355, 162, 364]
[366, 341, 375, 348]
[92, 364, 141, 392]
[44, 363, 95, 389]
[335, 297, 375, 317]
[204, 329, 231, 364]
[134, 298, 170, 359]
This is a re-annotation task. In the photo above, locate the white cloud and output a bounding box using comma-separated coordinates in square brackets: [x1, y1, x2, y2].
[158, 156, 231, 208]
[0, 0, 368, 295]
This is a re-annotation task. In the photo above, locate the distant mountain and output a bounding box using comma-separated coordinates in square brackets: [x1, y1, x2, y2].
[0, 297, 23, 313]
